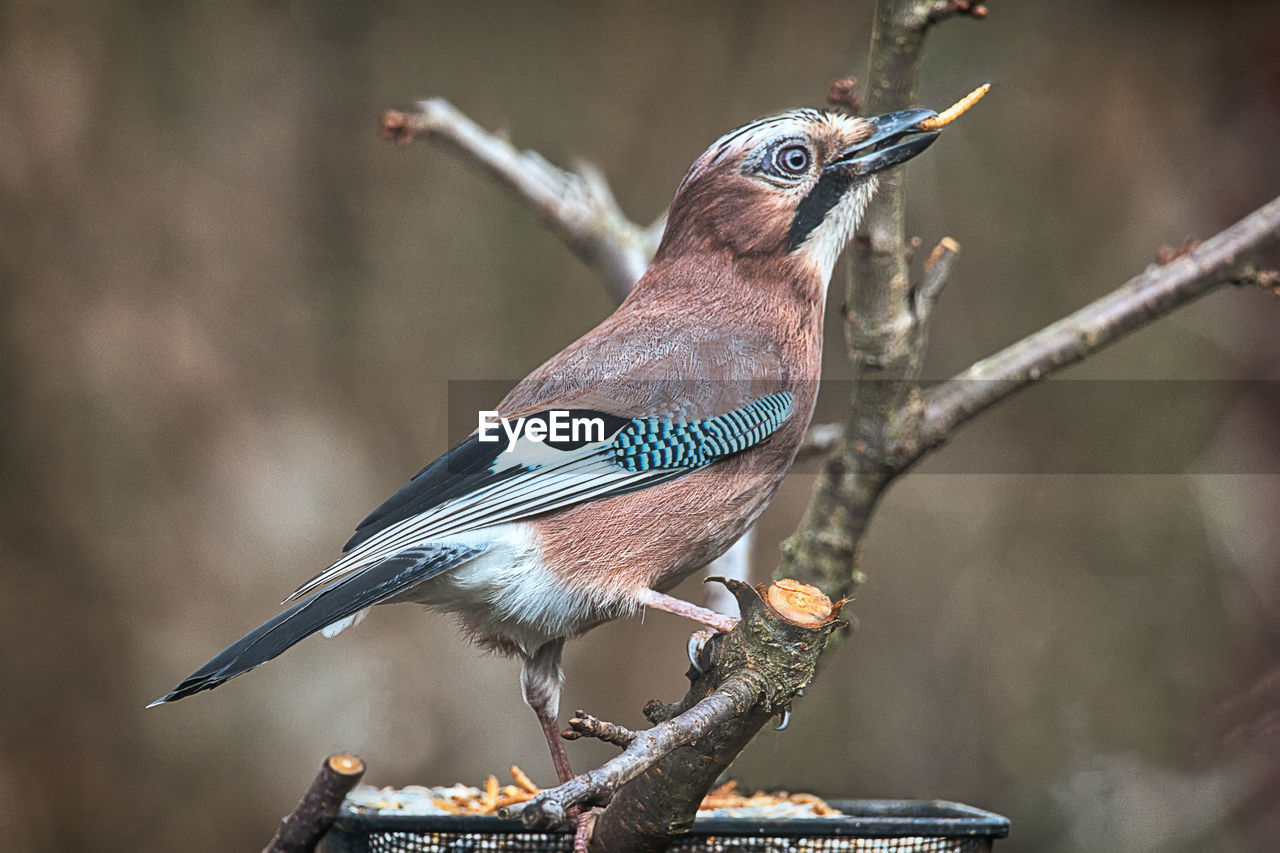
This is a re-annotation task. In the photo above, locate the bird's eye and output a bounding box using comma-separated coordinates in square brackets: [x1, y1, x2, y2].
[773, 145, 811, 176]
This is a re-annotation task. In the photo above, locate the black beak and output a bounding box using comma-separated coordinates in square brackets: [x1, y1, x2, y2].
[829, 108, 940, 176]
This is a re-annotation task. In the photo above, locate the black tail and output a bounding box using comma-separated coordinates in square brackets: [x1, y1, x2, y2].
[148, 544, 485, 706]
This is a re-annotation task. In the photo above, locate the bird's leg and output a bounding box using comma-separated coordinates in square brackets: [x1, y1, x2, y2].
[521, 639, 574, 784]
[635, 588, 739, 634]
[523, 640, 597, 848]
[535, 704, 574, 785]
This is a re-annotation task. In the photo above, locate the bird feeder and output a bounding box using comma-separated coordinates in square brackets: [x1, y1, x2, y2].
[323, 798, 1009, 852]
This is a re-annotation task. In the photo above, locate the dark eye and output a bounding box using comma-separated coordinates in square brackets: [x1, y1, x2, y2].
[774, 144, 811, 175]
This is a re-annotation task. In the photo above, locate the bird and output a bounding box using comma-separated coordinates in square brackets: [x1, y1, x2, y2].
[151, 103, 949, 783]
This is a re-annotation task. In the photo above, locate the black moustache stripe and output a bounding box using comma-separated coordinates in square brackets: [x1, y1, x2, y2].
[788, 170, 854, 251]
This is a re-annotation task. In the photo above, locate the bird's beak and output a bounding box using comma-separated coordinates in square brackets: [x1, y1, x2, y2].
[829, 108, 940, 176]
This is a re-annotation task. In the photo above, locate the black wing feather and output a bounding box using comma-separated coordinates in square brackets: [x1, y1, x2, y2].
[345, 434, 516, 552]
[343, 410, 630, 553]
[150, 543, 484, 704]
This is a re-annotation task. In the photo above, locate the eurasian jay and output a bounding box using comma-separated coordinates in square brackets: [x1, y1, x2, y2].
[151, 105, 946, 783]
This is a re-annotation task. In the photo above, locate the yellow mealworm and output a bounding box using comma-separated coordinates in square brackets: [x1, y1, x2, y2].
[510, 764, 540, 794]
[919, 83, 991, 130]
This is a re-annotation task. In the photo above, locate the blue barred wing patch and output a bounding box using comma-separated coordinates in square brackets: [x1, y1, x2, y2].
[611, 392, 795, 473]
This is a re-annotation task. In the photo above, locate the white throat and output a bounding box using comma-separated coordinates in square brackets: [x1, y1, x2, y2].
[798, 176, 879, 290]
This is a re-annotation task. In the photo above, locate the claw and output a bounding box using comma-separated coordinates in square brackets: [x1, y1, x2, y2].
[775, 706, 792, 731]
[687, 629, 714, 672]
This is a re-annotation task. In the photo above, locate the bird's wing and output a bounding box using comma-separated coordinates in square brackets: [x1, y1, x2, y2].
[284, 391, 796, 603]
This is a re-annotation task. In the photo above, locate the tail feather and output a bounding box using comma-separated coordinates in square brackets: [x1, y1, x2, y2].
[148, 544, 485, 706]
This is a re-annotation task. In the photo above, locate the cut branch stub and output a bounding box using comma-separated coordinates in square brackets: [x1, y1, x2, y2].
[763, 578, 847, 627]
[263, 753, 366, 853]
[703, 578, 845, 713]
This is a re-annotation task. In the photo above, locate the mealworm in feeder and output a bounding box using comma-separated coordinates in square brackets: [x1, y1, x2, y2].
[919, 83, 991, 130]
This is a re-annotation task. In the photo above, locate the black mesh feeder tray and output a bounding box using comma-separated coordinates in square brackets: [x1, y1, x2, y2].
[324, 796, 1009, 852]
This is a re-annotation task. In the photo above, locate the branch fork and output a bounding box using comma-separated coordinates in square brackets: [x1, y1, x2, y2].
[502, 579, 842, 852]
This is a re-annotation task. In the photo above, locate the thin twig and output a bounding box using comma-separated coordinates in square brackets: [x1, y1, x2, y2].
[381, 99, 662, 300]
[563, 711, 638, 748]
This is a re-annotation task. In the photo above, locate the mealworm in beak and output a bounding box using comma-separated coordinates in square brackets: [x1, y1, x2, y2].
[918, 83, 991, 130]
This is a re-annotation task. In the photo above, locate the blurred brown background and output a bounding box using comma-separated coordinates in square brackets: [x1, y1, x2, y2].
[3, 1, 1280, 850]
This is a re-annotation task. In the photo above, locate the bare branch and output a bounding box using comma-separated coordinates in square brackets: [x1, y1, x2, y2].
[381, 99, 662, 300]
[563, 711, 638, 749]
[919, 194, 1280, 445]
[777, 2, 1280, 612]
[780, 202, 1279, 480]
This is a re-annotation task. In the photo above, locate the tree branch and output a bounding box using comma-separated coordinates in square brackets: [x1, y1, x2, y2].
[509, 675, 763, 830]
[777, 1, 1280, 609]
[503, 580, 842, 852]
[563, 711, 639, 749]
[917, 195, 1280, 446]
[915, 236, 961, 321]
[778, 0, 963, 598]
[782, 195, 1280, 475]
[381, 99, 662, 301]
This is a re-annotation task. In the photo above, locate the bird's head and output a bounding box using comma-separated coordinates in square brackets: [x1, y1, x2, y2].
[654, 107, 943, 286]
